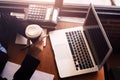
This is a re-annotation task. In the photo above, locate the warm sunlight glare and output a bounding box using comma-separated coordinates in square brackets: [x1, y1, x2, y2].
[28, 0, 55, 2]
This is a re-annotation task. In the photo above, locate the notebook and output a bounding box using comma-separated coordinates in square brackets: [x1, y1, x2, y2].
[49, 4, 112, 78]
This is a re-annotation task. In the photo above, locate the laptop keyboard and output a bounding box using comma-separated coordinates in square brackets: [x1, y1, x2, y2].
[66, 30, 94, 70]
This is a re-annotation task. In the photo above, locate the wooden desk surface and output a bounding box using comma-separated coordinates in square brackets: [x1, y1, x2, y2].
[7, 21, 105, 80]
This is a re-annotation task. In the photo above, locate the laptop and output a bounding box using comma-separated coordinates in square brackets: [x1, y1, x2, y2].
[49, 4, 112, 78]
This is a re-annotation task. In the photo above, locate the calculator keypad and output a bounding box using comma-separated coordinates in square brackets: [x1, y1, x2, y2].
[26, 4, 53, 21]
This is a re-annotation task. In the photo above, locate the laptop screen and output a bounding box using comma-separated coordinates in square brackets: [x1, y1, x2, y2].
[83, 5, 112, 68]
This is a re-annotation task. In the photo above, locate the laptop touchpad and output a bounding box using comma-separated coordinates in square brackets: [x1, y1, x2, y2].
[54, 44, 72, 60]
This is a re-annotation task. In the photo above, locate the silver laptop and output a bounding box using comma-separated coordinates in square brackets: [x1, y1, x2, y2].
[49, 4, 112, 78]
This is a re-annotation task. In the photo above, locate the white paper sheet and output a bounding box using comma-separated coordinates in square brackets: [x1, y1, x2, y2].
[59, 16, 85, 23]
[1, 61, 54, 80]
[15, 33, 32, 45]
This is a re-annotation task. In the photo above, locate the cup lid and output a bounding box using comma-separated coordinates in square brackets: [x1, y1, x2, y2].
[25, 24, 43, 39]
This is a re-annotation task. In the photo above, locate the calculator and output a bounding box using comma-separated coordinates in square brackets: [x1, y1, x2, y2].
[25, 4, 59, 26]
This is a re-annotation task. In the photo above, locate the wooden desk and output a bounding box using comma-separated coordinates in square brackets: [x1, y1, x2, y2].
[7, 21, 105, 80]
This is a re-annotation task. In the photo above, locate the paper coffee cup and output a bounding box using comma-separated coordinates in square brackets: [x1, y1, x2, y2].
[25, 24, 43, 39]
